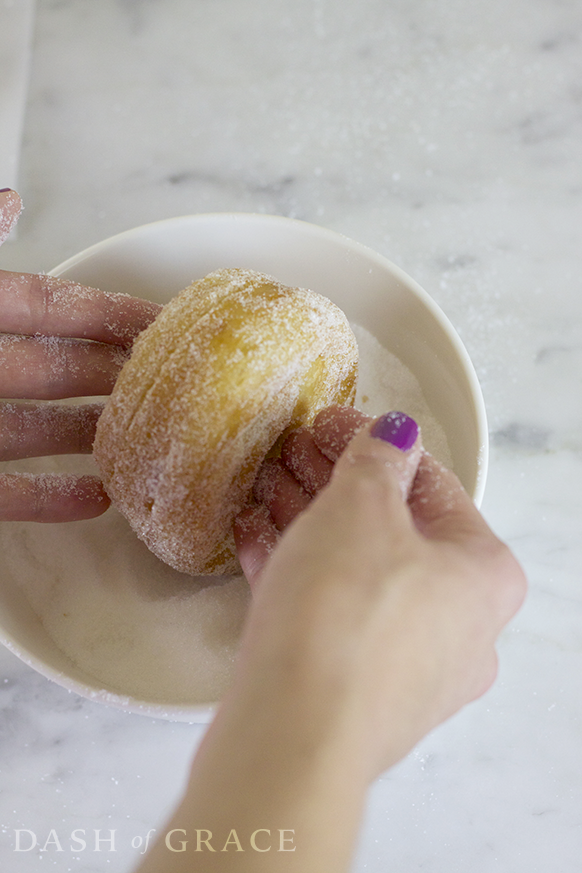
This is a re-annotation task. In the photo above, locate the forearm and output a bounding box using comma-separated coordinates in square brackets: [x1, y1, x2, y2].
[135, 673, 371, 873]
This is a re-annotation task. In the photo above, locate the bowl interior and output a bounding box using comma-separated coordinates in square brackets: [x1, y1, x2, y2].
[0, 213, 487, 721]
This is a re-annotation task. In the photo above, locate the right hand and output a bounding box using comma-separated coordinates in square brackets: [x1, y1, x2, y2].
[234, 407, 527, 779]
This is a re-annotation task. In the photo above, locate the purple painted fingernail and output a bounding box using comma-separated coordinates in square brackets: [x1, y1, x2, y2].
[370, 411, 418, 451]
[0, 188, 12, 193]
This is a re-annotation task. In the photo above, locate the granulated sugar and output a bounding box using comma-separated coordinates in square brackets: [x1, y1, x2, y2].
[351, 323, 452, 467]
[1, 325, 451, 708]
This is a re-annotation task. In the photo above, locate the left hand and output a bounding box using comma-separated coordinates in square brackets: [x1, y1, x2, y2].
[0, 189, 161, 522]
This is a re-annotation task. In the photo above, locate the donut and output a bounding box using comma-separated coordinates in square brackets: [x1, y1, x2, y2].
[93, 268, 358, 576]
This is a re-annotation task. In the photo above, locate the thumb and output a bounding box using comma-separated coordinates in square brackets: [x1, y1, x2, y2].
[245, 411, 424, 599]
[332, 411, 423, 502]
[235, 411, 423, 590]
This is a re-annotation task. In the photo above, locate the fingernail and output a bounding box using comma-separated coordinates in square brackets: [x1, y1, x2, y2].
[370, 411, 418, 451]
[0, 188, 12, 193]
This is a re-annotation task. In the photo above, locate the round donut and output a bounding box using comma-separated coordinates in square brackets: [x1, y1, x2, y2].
[93, 268, 358, 576]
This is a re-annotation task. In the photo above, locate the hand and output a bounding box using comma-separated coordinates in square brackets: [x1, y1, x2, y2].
[0, 189, 161, 522]
[234, 406, 527, 778]
[136, 408, 525, 873]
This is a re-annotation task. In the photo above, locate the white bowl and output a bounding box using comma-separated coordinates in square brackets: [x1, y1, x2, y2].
[0, 214, 487, 722]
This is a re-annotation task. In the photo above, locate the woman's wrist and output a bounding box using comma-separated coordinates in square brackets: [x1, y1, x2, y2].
[187, 676, 371, 870]
[135, 670, 372, 873]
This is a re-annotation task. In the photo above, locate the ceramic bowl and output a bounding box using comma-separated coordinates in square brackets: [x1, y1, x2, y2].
[0, 214, 487, 721]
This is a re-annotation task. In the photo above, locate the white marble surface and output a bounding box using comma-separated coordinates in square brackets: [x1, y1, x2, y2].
[1, 0, 582, 869]
[0, 0, 35, 192]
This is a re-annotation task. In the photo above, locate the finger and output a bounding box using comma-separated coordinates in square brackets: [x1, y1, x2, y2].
[279, 407, 373, 497]
[254, 415, 425, 599]
[334, 411, 423, 502]
[279, 426, 334, 495]
[233, 504, 280, 591]
[0, 334, 127, 399]
[0, 270, 161, 346]
[0, 189, 23, 245]
[0, 402, 103, 460]
[252, 458, 312, 531]
[248, 411, 422, 584]
[311, 405, 372, 462]
[246, 412, 425, 597]
[0, 473, 110, 522]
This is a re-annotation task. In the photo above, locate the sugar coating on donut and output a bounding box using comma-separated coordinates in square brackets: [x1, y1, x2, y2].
[93, 268, 359, 576]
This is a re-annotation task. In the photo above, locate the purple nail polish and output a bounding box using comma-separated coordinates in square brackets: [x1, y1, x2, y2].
[0, 188, 12, 193]
[370, 411, 418, 451]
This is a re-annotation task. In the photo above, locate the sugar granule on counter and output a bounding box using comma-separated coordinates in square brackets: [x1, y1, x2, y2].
[2, 324, 452, 707]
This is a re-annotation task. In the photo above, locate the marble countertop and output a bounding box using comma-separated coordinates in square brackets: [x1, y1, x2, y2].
[1, 0, 582, 870]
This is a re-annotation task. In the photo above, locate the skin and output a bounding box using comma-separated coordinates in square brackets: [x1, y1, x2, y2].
[0, 189, 161, 521]
[1, 190, 527, 871]
[136, 411, 526, 872]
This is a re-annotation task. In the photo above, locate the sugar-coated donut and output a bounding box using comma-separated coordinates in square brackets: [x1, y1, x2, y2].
[93, 268, 358, 576]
